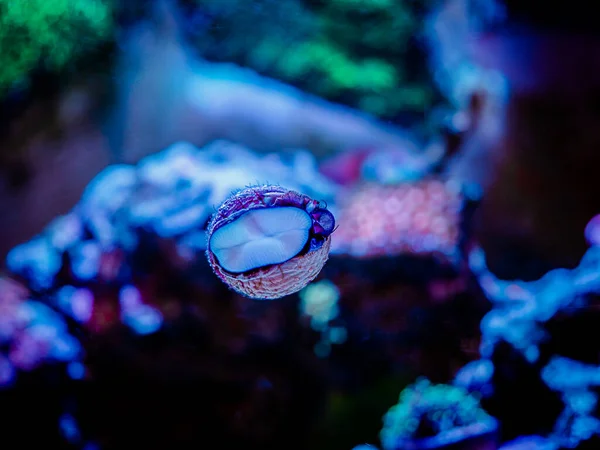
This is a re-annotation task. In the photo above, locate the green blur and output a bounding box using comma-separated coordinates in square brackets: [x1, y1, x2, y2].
[185, 0, 438, 120]
[0, 0, 113, 95]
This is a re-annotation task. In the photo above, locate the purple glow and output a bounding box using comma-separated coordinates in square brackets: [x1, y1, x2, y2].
[57, 286, 94, 323]
[0, 354, 15, 388]
[119, 285, 143, 312]
[71, 289, 94, 323]
[499, 436, 557, 450]
[584, 215, 600, 246]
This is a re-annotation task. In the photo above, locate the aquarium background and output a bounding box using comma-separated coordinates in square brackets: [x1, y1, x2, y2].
[2, 0, 600, 449]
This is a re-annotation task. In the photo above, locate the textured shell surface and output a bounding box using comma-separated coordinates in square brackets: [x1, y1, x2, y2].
[206, 185, 334, 300]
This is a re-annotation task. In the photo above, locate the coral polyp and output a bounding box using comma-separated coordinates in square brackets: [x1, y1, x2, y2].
[332, 180, 462, 259]
[206, 185, 335, 299]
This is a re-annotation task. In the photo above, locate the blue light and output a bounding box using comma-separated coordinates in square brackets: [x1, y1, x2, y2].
[155, 204, 211, 238]
[470, 242, 600, 364]
[500, 435, 557, 450]
[470, 222, 600, 447]
[0, 355, 15, 388]
[67, 362, 86, 380]
[70, 288, 94, 323]
[119, 285, 163, 335]
[69, 242, 101, 281]
[119, 285, 142, 311]
[453, 359, 494, 392]
[314, 341, 331, 358]
[571, 416, 600, 444]
[584, 215, 600, 246]
[80, 165, 137, 212]
[49, 334, 82, 361]
[56, 286, 94, 323]
[56, 285, 77, 317]
[79, 165, 137, 248]
[128, 196, 178, 225]
[524, 345, 540, 363]
[178, 230, 209, 251]
[6, 238, 61, 289]
[541, 357, 600, 393]
[122, 305, 163, 335]
[24, 302, 67, 331]
[46, 213, 83, 251]
[328, 326, 348, 344]
[59, 413, 80, 442]
[82, 443, 100, 450]
[565, 391, 597, 416]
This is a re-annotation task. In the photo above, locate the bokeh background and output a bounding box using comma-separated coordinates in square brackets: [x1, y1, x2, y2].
[1, 0, 600, 449]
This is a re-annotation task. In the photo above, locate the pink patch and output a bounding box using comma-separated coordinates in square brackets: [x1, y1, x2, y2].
[320, 149, 372, 185]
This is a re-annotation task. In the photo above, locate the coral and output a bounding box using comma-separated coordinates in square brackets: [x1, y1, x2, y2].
[181, 0, 437, 119]
[499, 435, 557, 450]
[3, 141, 342, 448]
[453, 358, 494, 398]
[360, 146, 445, 185]
[468, 243, 600, 363]
[331, 180, 462, 260]
[6, 140, 339, 329]
[424, 0, 508, 109]
[464, 214, 600, 447]
[299, 280, 341, 332]
[0, 0, 113, 95]
[297, 0, 437, 118]
[299, 279, 346, 357]
[0, 274, 83, 388]
[380, 378, 495, 449]
[541, 358, 600, 448]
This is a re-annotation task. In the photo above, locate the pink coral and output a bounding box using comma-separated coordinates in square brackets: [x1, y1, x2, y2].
[331, 180, 462, 259]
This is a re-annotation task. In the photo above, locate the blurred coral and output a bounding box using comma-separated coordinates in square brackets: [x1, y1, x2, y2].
[179, 0, 437, 120]
[0, 274, 82, 388]
[0, 0, 113, 95]
[380, 378, 497, 450]
[332, 180, 462, 261]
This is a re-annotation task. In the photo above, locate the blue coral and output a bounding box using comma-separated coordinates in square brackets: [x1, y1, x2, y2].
[4, 141, 339, 337]
[0, 296, 83, 388]
[466, 216, 600, 447]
